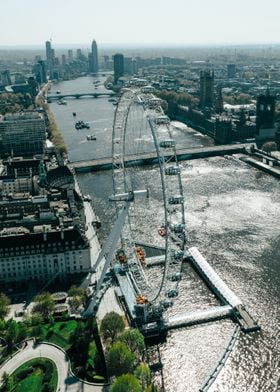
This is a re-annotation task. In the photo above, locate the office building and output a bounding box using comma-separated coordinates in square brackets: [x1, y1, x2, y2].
[0, 112, 46, 156]
[33, 60, 47, 84]
[0, 70, 12, 86]
[89, 39, 98, 74]
[227, 64, 236, 79]
[45, 40, 54, 72]
[124, 57, 133, 75]
[113, 53, 124, 84]
[76, 49, 83, 59]
[68, 50, 73, 63]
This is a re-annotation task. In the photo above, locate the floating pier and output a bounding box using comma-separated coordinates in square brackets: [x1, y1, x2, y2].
[166, 305, 233, 330]
[188, 247, 260, 332]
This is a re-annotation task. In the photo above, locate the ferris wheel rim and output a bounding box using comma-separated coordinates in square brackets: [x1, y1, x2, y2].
[111, 85, 186, 305]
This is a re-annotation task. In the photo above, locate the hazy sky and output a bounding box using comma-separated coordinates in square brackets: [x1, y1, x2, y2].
[1, 0, 279, 47]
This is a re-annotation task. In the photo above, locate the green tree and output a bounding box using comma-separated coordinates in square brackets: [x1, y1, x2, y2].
[0, 293, 10, 320]
[16, 323, 27, 342]
[110, 374, 141, 392]
[107, 342, 135, 377]
[0, 319, 5, 331]
[68, 285, 85, 298]
[29, 313, 44, 326]
[68, 286, 86, 312]
[135, 363, 152, 391]
[32, 324, 42, 342]
[69, 321, 90, 367]
[70, 321, 87, 345]
[68, 296, 83, 312]
[100, 312, 125, 343]
[32, 292, 55, 320]
[5, 320, 18, 349]
[0, 372, 14, 392]
[119, 329, 145, 361]
[262, 141, 277, 153]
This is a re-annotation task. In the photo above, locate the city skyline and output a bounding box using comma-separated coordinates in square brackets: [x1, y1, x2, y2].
[1, 0, 280, 46]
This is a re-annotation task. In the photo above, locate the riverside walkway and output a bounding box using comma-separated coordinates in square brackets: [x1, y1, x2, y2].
[71, 143, 249, 172]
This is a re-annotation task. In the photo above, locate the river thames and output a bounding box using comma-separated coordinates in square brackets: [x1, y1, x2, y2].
[49, 76, 280, 392]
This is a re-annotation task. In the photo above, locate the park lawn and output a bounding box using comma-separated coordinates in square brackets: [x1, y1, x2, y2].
[17, 371, 42, 392]
[49, 361, 58, 392]
[41, 320, 77, 350]
[11, 358, 57, 392]
[87, 341, 98, 367]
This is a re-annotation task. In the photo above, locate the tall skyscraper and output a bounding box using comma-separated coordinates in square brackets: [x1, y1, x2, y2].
[61, 54, 67, 66]
[199, 70, 214, 108]
[68, 49, 73, 63]
[76, 49, 82, 59]
[45, 40, 54, 71]
[89, 39, 98, 74]
[113, 53, 124, 84]
[33, 60, 47, 84]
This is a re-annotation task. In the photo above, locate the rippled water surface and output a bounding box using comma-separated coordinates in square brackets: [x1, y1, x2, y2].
[51, 77, 280, 392]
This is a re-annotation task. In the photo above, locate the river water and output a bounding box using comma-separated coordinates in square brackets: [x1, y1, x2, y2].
[49, 76, 280, 392]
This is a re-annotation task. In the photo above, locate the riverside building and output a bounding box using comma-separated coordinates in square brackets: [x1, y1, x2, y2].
[113, 53, 124, 84]
[0, 112, 46, 157]
[0, 159, 91, 284]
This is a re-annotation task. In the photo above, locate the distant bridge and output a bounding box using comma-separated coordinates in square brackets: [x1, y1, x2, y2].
[70, 143, 250, 173]
[47, 92, 116, 102]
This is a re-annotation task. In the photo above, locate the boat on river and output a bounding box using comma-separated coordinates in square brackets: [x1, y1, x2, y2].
[86, 135, 97, 141]
[75, 121, 90, 130]
[57, 99, 67, 105]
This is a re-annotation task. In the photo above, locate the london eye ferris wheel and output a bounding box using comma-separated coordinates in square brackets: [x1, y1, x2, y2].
[109, 80, 187, 322]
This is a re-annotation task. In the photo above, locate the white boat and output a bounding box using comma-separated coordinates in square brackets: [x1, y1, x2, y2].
[86, 135, 97, 141]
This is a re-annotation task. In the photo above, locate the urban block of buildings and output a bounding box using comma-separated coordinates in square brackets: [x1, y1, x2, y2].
[0, 109, 91, 286]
